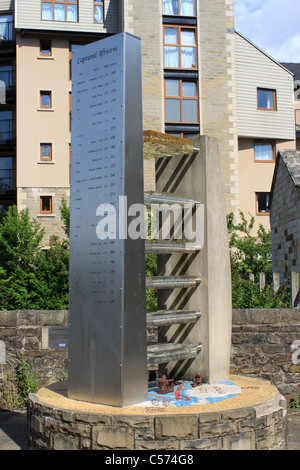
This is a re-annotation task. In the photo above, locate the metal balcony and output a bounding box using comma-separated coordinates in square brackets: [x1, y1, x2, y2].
[0, 168, 16, 195]
[0, 119, 16, 144]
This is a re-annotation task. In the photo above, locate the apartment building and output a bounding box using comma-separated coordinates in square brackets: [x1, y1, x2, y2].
[235, 32, 296, 232]
[0, 2, 15, 216]
[0, 0, 239, 244]
[280, 62, 300, 151]
[0, 0, 296, 242]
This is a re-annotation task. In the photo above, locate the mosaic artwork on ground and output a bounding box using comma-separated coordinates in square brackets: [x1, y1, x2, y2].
[134, 381, 242, 408]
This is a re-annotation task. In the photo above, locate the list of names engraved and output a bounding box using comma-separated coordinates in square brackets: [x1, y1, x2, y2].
[70, 35, 124, 311]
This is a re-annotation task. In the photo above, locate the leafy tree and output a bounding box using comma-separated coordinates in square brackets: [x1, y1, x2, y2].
[0, 206, 44, 275]
[60, 197, 70, 238]
[0, 205, 69, 310]
[227, 210, 291, 308]
[34, 236, 69, 309]
[227, 210, 272, 281]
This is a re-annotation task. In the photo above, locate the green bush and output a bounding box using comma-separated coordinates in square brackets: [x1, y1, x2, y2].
[16, 352, 39, 406]
[146, 253, 157, 311]
[228, 210, 291, 309]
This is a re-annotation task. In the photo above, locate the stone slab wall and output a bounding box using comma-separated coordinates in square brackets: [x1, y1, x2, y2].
[27, 391, 287, 450]
[1, 309, 300, 398]
[0, 310, 68, 396]
[270, 157, 300, 282]
[231, 309, 300, 397]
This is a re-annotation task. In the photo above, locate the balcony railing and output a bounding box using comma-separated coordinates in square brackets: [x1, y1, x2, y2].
[0, 168, 15, 191]
[0, 119, 15, 142]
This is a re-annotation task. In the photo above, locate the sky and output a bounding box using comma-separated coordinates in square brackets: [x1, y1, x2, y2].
[234, 0, 300, 63]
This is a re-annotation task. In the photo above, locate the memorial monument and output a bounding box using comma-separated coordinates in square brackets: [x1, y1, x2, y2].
[27, 33, 288, 451]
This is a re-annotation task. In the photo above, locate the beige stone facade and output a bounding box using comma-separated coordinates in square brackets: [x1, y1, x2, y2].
[17, 186, 70, 245]
[198, 0, 239, 215]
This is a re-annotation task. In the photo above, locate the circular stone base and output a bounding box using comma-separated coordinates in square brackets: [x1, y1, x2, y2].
[27, 375, 287, 450]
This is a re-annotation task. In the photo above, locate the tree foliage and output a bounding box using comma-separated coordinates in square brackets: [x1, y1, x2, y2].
[227, 210, 291, 309]
[0, 205, 69, 310]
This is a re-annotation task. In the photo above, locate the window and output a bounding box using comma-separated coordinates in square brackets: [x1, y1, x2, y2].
[164, 26, 197, 69]
[94, 0, 104, 23]
[40, 40, 52, 56]
[69, 43, 84, 79]
[256, 192, 270, 214]
[0, 156, 13, 190]
[254, 141, 275, 162]
[42, 1, 78, 22]
[40, 91, 52, 109]
[0, 15, 13, 41]
[167, 132, 198, 140]
[257, 88, 276, 111]
[0, 110, 14, 141]
[40, 143, 52, 161]
[40, 196, 52, 214]
[165, 79, 199, 123]
[0, 64, 13, 89]
[163, 0, 195, 16]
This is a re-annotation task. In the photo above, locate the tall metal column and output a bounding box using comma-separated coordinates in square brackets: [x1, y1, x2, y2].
[68, 33, 147, 407]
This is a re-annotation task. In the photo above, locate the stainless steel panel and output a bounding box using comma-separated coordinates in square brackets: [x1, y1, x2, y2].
[68, 33, 147, 407]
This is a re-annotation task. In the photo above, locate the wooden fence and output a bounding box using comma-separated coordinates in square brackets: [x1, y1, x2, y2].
[249, 271, 300, 308]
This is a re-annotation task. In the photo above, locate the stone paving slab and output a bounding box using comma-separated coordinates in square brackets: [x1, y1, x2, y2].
[0, 410, 27, 450]
[287, 411, 300, 450]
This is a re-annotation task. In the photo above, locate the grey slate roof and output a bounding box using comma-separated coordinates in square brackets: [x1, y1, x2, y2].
[280, 150, 300, 188]
[269, 149, 300, 209]
[280, 63, 300, 80]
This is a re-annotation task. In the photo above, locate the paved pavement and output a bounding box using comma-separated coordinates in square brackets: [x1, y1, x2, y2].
[0, 408, 300, 450]
[0, 410, 28, 450]
[286, 410, 300, 451]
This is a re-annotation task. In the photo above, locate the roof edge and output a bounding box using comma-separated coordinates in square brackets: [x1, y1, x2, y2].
[269, 149, 300, 209]
[234, 30, 295, 77]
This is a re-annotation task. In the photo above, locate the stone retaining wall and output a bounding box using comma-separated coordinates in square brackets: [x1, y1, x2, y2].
[0, 310, 68, 393]
[1, 309, 300, 398]
[231, 309, 300, 397]
[27, 388, 287, 450]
